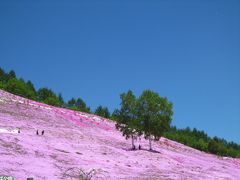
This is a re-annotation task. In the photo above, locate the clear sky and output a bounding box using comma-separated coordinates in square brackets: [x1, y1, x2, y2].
[0, 0, 239, 143]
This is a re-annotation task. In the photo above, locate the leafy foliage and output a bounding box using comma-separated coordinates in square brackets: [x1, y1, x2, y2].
[37, 88, 61, 106]
[67, 98, 90, 113]
[58, 93, 64, 107]
[115, 90, 173, 150]
[136, 90, 173, 150]
[164, 126, 240, 157]
[111, 109, 120, 121]
[0, 67, 239, 157]
[75, 98, 90, 113]
[0, 67, 90, 111]
[95, 106, 110, 118]
[115, 90, 140, 149]
[4, 78, 37, 100]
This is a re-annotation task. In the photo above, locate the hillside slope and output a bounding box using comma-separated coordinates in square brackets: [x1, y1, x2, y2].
[0, 89, 239, 179]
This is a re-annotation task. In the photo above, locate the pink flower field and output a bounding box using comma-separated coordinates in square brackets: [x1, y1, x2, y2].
[0, 89, 239, 179]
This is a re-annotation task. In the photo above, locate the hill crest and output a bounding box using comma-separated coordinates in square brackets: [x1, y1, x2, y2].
[0, 89, 239, 179]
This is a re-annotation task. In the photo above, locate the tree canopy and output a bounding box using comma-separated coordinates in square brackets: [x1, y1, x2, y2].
[67, 98, 90, 113]
[115, 90, 140, 149]
[136, 90, 173, 150]
[95, 106, 110, 118]
[115, 90, 173, 150]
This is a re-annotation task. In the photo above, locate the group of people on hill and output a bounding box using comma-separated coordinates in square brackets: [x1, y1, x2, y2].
[36, 130, 44, 135]
[133, 137, 142, 150]
[133, 144, 141, 150]
[16, 128, 45, 136]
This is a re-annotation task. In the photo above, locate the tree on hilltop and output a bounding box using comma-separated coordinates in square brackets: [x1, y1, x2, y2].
[67, 97, 91, 113]
[115, 90, 142, 150]
[137, 90, 173, 150]
[37, 88, 61, 106]
[95, 105, 110, 118]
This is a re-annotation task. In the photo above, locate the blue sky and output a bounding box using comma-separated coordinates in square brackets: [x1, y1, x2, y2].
[0, 0, 239, 143]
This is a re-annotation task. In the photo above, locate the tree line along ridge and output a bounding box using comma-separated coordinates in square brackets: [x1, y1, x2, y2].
[0, 67, 239, 157]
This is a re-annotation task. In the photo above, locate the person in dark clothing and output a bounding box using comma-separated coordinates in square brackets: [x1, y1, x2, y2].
[36, 130, 39, 135]
[18, 128, 20, 133]
[41, 130, 44, 135]
[138, 137, 141, 150]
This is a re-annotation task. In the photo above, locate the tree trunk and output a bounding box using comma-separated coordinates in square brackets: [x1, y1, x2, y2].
[131, 135, 135, 150]
[149, 137, 152, 150]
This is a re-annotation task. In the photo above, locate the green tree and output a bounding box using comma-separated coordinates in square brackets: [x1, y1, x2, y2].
[37, 88, 55, 101]
[208, 139, 220, 154]
[76, 98, 90, 113]
[115, 90, 140, 149]
[0, 68, 11, 84]
[5, 70, 16, 81]
[0, 67, 5, 82]
[0, 68, 6, 89]
[26, 80, 37, 100]
[67, 97, 90, 112]
[67, 98, 76, 108]
[111, 109, 120, 121]
[44, 97, 61, 106]
[58, 93, 64, 107]
[4, 78, 36, 99]
[137, 90, 173, 150]
[37, 88, 60, 106]
[95, 105, 110, 118]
